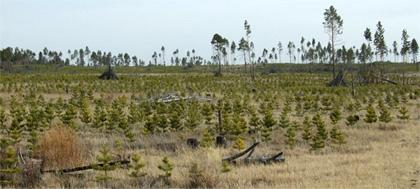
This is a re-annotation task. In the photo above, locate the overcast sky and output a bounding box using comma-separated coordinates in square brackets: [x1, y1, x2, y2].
[1, 0, 419, 61]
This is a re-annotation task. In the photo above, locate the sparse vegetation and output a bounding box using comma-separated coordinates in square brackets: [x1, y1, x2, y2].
[0, 3, 419, 188]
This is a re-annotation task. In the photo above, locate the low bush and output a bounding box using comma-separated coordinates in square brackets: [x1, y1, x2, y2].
[34, 125, 86, 170]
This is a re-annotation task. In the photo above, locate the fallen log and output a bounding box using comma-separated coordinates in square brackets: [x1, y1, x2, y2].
[358, 71, 398, 85]
[244, 152, 285, 164]
[222, 142, 260, 162]
[222, 142, 285, 164]
[380, 77, 398, 85]
[41, 159, 130, 174]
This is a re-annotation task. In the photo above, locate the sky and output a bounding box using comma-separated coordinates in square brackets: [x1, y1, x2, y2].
[1, 0, 419, 62]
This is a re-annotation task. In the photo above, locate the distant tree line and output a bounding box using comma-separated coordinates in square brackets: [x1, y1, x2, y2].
[1, 6, 418, 73]
[209, 6, 418, 77]
[0, 46, 212, 72]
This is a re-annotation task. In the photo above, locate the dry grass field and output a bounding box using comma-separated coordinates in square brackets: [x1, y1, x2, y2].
[37, 101, 419, 189]
[0, 71, 419, 189]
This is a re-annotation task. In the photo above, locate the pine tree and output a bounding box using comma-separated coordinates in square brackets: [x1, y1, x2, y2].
[169, 112, 182, 131]
[261, 127, 272, 143]
[285, 124, 296, 148]
[233, 136, 245, 150]
[128, 101, 141, 124]
[143, 114, 157, 134]
[385, 94, 392, 107]
[262, 110, 276, 129]
[295, 102, 303, 116]
[201, 103, 214, 125]
[248, 113, 261, 134]
[0, 145, 21, 186]
[323, 5, 343, 78]
[80, 98, 92, 124]
[0, 107, 6, 132]
[109, 100, 123, 131]
[119, 117, 134, 143]
[129, 153, 146, 178]
[301, 116, 312, 142]
[397, 106, 409, 120]
[26, 105, 42, 133]
[44, 103, 55, 126]
[374, 21, 387, 62]
[8, 114, 23, 145]
[158, 157, 173, 184]
[9, 98, 25, 142]
[94, 146, 116, 186]
[379, 105, 392, 123]
[156, 114, 169, 132]
[278, 111, 290, 128]
[321, 96, 333, 111]
[303, 100, 312, 112]
[364, 104, 377, 123]
[310, 114, 327, 150]
[221, 161, 231, 173]
[200, 128, 214, 148]
[313, 114, 327, 140]
[62, 104, 77, 128]
[113, 139, 125, 158]
[94, 104, 108, 129]
[282, 101, 292, 114]
[330, 125, 346, 145]
[184, 110, 199, 131]
[329, 107, 341, 125]
[230, 114, 247, 136]
[27, 129, 38, 153]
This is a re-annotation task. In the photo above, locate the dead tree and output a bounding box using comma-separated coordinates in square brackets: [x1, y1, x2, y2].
[215, 108, 227, 148]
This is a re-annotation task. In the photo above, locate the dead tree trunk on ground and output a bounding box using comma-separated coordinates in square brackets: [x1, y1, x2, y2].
[41, 159, 130, 174]
[222, 142, 285, 164]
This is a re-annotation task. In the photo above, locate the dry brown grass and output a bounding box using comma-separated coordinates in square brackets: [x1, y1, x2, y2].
[34, 99, 420, 188]
[34, 125, 87, 170]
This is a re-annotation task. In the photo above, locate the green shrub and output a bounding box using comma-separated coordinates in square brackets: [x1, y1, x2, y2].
[310, 114, 327, 150]
[364, 104, 377, 123]
[0, 145, 21, 186]
[129, 153, 146, 178]
[397, 106, 409, 120]
[379, 105, 392, 123]
[94, 146, 116, 185]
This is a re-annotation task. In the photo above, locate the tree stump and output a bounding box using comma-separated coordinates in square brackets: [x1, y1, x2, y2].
[216, 135, 227, 148]
[186, 138, 200, 149]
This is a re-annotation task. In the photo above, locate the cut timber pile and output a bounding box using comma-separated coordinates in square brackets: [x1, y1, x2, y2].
[151, 93, 215, 103]
[328, 70, 347, 87]
[99, 64, 118, 80]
